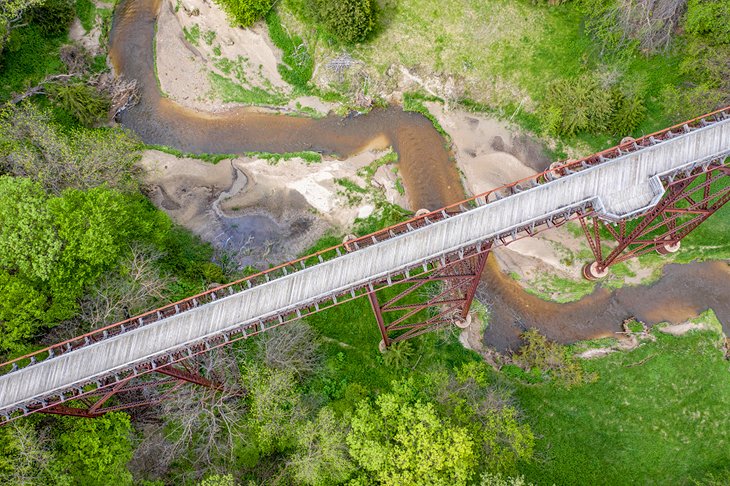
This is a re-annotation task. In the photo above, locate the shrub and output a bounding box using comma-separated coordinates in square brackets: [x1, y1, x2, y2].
[540, 74, 646, 137]
[214, 0, 274, 27]
[684, 0, 730, 41]
[309, 0, 377, 44]
[512, 329, 596, 388]
[608, 87, 647, 134]
[45, 82, 111, 126]
[26, 0, 76, 37]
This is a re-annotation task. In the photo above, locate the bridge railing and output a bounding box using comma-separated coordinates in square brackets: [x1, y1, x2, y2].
[351, 105, 730, 251]
[1, 105, 728, 378]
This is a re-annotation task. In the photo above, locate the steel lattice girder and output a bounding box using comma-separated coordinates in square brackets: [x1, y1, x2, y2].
[367, 247, 491, 346]
[579, 160, 730, 274]
[27, 364, 226, 419]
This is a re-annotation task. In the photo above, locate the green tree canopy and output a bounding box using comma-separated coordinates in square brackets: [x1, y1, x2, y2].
[0, 176, 60, 281]
[290, 407, 355, 485]
[53, 412, 134, 486]
[347, 380, 478, 485]
[309, 0, 377, 44]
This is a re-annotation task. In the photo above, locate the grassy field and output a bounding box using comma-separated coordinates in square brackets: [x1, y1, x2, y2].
[280, 0, 688, 152]
[515, 310, 730, 484]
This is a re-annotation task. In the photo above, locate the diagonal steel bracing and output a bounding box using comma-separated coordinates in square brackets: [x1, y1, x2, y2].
[0, 106, 728, 425]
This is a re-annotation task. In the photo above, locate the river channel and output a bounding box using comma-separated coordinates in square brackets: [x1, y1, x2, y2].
[110, 0, 729, 351]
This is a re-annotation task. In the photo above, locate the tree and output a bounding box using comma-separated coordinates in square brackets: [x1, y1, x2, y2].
[79, 243, 172, 330]
[0, 421, 71, 486]
[0, 176, 162, 354]
[0, 176, 60, 281]
[581, 0, 688, 54]
[45, 82, 111, 127]
[213, 0, 273, 27]
[53, 412, 134, 486]
[160, 349, 246, 470]
[24, 0, 75, 37]
[243, 363, 306, 456]
[0, 0, 46, 51]
[0, 103, 140, 194]
[347, 380, 478, 485]
[289, 408, 355, 485]
[309, 0, 377, 44]
[480, 473, 534, 486]
[434, 362, 535, 475]
[199, 474, 236, 486]
[256, 320, 321, 378]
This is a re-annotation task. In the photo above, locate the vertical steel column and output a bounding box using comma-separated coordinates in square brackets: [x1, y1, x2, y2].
[368, 246, 491, 348]
[368, 288, 391, 348]
[580, 161, 730, 279]
[460, 249, 490, 318]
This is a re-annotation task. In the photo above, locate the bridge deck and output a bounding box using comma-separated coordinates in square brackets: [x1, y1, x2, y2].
[1, 114, 729, 416]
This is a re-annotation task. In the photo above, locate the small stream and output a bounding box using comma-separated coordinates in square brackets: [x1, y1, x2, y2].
[110, 0, 729, 350]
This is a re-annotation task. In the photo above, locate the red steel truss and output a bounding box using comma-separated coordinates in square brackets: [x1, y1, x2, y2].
[1, 106, 728, 425]
[367, 246, 491, 348]
[580, 160, 730, 279]
[26, 361, 230, 419]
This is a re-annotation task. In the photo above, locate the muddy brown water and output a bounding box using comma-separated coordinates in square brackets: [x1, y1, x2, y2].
[110, 0, 462, 211]
[110, 0, 729, 351]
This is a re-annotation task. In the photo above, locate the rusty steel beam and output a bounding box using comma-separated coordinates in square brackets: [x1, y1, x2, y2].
[35, 363, 230, 420]
[368, 246, 491, 348]
[580, 162, 730, 278]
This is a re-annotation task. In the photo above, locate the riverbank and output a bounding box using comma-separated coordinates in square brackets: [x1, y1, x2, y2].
[112, 0, 730, 352]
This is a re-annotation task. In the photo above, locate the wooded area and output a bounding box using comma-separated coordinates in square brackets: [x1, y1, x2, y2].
[0, 0, 728, 484]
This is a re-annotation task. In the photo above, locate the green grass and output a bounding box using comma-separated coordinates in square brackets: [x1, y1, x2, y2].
[246, 150, 322, 164]
[516, 310, 730, 485]
[335, 178, 368, 194]
[305, 275, 479, 393]
[0, 25, 67, 101]
[209, 72, 287, 106]
[182, 24, 201, 46]
[279, 0, 710, 154]
[146, 144, 323, 165]
[678, 202, 730, 262]
[525, 274, 596, 303]
[402, 92, 449, 140]
[75, 0, 97, 33]
[144, 144, 238, 163]
[265, 8, 313, 92]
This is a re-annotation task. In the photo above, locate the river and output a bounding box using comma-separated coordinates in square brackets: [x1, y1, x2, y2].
[110, 0, 729, 351]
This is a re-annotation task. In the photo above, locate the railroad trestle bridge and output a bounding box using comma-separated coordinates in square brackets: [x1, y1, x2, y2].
[1, 107, 729, 425]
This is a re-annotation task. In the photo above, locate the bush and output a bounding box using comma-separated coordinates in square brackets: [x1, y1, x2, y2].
[46, 82, 111, 126]
[309, 0, 377, 44]
[684, 0, 730, 41]
[512, 329, 596, 388]
[26, 0, 76, 37]
[214, 0, 274, 27]
[540, 74, 646, 137]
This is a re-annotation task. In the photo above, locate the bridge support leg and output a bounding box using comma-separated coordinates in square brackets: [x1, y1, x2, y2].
[579, 161, 730, 278]
[368, 245, 491, 349]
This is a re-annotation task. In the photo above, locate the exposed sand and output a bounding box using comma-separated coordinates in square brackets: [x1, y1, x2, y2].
[656, 321, 709, 336]
[139, 148, 400, 267]
[155, 0, 336, 115]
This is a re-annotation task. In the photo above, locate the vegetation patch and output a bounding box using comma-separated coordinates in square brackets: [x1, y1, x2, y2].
[209, 72, 287, 105]
[515, 310, 730, 485]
